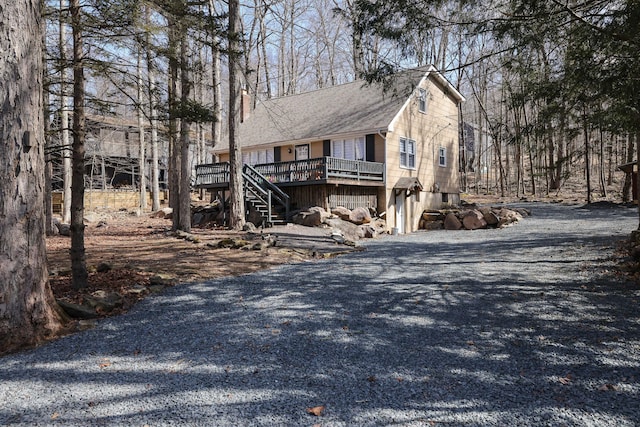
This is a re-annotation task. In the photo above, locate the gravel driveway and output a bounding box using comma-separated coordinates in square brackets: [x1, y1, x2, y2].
[1, 203, 639, 426]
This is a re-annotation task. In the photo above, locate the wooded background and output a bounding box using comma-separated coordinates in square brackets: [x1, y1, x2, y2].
[44, 0, 640, 209]
[2, 0, 639, 353]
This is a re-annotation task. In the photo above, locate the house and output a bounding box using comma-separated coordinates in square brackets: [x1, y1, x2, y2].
[50, 114, 214, 212]
[194, 65, 465, 233]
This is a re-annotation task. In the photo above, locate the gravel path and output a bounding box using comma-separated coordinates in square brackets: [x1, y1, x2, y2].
[1, 203, 639, 426]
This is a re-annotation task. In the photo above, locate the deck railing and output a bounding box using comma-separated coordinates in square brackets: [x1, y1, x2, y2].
[195, 157, 384, 187]
[194, 162, 230, 187]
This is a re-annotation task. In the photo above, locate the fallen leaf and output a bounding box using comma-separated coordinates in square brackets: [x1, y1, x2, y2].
[51, 412, 60, 420]
[306, 405, 325, 416]
[367, 375, 377, 383]
[99, 359, 111, 369]
[598, 383, 618, 391]
[558, 374, 572, 385]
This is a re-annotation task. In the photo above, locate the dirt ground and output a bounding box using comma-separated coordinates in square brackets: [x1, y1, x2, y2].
[47, 212, 354, 319]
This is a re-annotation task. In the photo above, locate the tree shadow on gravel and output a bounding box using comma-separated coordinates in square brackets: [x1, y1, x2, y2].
[1, 204, 639, 426]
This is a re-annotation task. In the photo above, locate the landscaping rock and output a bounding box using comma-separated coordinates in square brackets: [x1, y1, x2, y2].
[84, 291, 123, 313]
[444, 212, 463, 230]
[293, 206, 329, 227]
[479, 207, 499, 226]
[349, 207, 372, 225]
[57, 222, 71, 236]
[331, 206, 351, 221]
[96, 262, 112, 273]
[462, 209, 487, 230]
[324, 217, 362, 242]
[56, 300, 98, 319]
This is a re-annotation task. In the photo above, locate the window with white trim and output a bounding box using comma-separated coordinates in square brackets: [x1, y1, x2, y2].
[438, 147, 446, 167]
[242, 148, 274, 166]
[418, 88, 427, 113]
[400, 137, 416, 169]
[331, 137, 365, 161]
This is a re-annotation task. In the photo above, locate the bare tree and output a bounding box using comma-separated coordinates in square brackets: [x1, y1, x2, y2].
[70, 0, 88, 289]
[137, 49, 147, 214]
[60, 0, 72, 223]
[178, 26, 192, 232]
[228, 0, 245, 230]
[0, 0, 66, 353]
[144, 5, 162, 211]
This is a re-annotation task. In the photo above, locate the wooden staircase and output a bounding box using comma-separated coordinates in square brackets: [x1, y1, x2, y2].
[242, 164, 290, 226]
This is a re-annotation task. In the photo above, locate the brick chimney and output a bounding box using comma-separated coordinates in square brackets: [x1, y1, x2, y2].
[241, 88, 251, 123]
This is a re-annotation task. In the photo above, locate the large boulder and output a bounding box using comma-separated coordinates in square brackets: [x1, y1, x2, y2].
[246, 208, 264, 227]
[369, 218, 387, 235]
[293, 206, 329, 227]
[478, 207, 499, 226]
[359, 224, 378, 238]
[324, 217, 362, 242]
[496, 208, 523, 228]
[443, 212, 462, 230]
[349, 207, 372, 225]
[331, 206, 351, 221]
[56, 300, 98, 319]
[462, 209, 488, 230]
[55, 222, 71, 236]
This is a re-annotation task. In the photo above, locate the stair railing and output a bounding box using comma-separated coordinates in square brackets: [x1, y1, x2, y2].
[242, 164, 290, 223]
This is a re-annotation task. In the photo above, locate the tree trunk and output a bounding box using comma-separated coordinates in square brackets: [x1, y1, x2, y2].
[137, 50, 147, 215]
[0, 0, 65, 353]
[168, 15, 180, 230]
[212, 40, 222, 151]
[43, 32, 56, 236]
[70, 0, 88, 289]
[636, 131, 640, 230]
[523, 104, 536, 195]
[583, 113, 592, 204]
[145, 5, 161, 212]
[178, 29, 192, 232]
[622, 134, 634, 202]
[207, 0, 222, 151]
[228, 0, 245, 230]
[258, 0, 271, 99]
[599, 128, 607, 198]
[60, 0, 72, 224]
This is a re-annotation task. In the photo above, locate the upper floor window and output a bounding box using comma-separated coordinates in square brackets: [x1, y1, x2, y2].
[331, 137, 365, 161]
[438, 147, 446, 167]
[400, 137, 416, 169]
[418, 88, 427, 113]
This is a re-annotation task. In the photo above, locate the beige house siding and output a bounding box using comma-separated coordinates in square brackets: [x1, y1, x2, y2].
[207, 68, 463, 234]
[383, 76, 461, 233]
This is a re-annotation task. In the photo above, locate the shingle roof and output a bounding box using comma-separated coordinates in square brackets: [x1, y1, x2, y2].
[215, 66, 462, 152]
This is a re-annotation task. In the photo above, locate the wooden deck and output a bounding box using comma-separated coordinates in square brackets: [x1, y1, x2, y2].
[194, 157, 385, 189]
